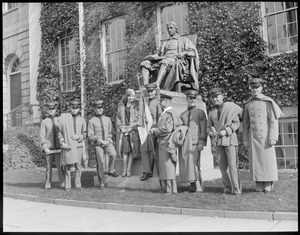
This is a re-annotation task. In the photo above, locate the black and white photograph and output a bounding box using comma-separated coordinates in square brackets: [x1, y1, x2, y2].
[3, 2, 298, 232]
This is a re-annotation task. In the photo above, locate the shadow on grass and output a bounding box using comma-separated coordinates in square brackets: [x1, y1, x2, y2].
[4, 171, 97, 189]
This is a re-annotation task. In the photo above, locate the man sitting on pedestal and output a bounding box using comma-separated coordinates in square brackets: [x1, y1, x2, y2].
[140, 21, 199, 91]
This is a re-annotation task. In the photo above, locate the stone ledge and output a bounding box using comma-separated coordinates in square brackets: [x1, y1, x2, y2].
[106, 203, 143, 212]
[54, 198, 106, 210]
[224, 210, 273, 221]
[4, 193, 297, 221]
[273, 212, 298, 221]
[182, 208, 224, 218]
[143, 205, 181, 215]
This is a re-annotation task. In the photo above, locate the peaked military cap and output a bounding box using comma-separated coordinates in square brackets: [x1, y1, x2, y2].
[93, 100, 104, 108]
[160, 93, 173, 100]
[144, 83, 157, 92]
[185, 89, 198, 98]
[208, 87, 224, 97]
[248, 78, 266, 88]
[68, 99, 81, 108]
[45, 101, 58, 109]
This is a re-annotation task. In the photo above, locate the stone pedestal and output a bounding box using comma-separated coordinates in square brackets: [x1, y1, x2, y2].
[93, 90, 219, 190]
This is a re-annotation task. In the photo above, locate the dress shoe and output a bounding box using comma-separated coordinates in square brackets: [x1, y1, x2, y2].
[108, 172, 119, 177]
[122, 172, 126, 177]
[140, 173, 151, 181]
[104, 171, 108, 175]
[65, 188, 70, 192]
[127, 172, 131, 177]
[222, 191, 231, 195]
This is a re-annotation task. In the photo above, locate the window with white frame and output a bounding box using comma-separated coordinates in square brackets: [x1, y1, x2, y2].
[157, 2, 189, 41]
[58, 36, 76, 92]
[275, 119, 298, 169]
[261, 2, 298, 55]
[102, 17, 126, 83]
[2, 3, 18, 13]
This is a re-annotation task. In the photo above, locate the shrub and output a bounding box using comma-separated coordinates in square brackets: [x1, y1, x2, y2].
[3, 127, 45, 171]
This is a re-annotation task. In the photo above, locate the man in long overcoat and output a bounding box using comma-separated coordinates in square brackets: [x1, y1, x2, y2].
[180, 89, 207, 192]
[243, 78, 283, 193]
[207, 88, 243, 195]
[150, 93, 182, 194]
[58, 99, 87, 191]
[88, 100, 118, 188]
[40, 101, 64, 189]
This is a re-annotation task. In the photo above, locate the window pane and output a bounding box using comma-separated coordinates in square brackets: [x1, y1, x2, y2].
[282, 122, 293, 133]
[289, 36, 298, 50]
[278, 38, 288, 52]
[288, 22, 298, 36]
[275, 2, 285, 12]
[293, 121, 298, 132]
[282, 133, 294, 145]
[267, 15, 276, 27]
[287, 9, 297, 22]
[276, 12, 287, 25]
[160, 3, 189, 39]
[276, 134, 283, 145]
[268, 26, 277, 40]
[277, 25, 287, 39]
[286, 2, 296, 9]
[265, 2, 275, 14]
[104, 18, 126, 82]
[294, 133, 298, 145]
[269, 40, 278, 54]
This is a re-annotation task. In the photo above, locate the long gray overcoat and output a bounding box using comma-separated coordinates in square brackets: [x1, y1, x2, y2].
[243, 94, 283, 182]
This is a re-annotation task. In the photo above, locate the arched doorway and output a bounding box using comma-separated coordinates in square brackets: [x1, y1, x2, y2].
[8, 56, 22, 127]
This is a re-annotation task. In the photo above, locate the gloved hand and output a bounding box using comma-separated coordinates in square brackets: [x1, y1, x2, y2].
[197, 144, 204, 152]
[100, 140, 109, 148]
[61, 142, 71, 150]
[44, 148, 51, 155]
[243, 141, 248, 147]
[269, 139, 277, 146]
[218, 130, 227, 137]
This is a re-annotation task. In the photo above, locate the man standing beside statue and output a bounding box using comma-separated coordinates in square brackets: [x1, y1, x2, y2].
[140, 21, 199, 91]
[140, 83, 162, 181]
[180, 89, 207, 192]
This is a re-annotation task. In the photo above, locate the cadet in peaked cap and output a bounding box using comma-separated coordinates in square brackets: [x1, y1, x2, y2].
[185, 89, 198, 99]
[160, 93, 173, 100]
[208, 87, 225, 98]
[68, 99, 81, 109]
[93, 100, 104, 108]
[144, 83, 157, 92]
[248, 78, 266, 88]
[45, 101, 58, 109]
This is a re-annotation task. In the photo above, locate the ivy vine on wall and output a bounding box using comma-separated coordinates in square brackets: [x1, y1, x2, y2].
[37, 2, 80, 119]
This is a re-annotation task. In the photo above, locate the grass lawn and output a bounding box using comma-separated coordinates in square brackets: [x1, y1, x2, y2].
[3, 167, 298, 213]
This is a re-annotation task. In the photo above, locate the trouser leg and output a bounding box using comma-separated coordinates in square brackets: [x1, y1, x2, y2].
[45, 154, 53, 189]
[165, 180, 172, 194]
[74, 163, 82, 188]
[171, 179, 177, 194]
[74, 147, 83, 188]
[95, 146, 106, 183]
[64, 165, 72, 189]
[216, 146, 231, 193]
[105, 143, 117, 173]
[256, 182, 264, 192]
[225, 145, 241, 194]
[191, 145, 204, 192]
[54, 153, 65, 188]
[264, 181, 273, 192]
